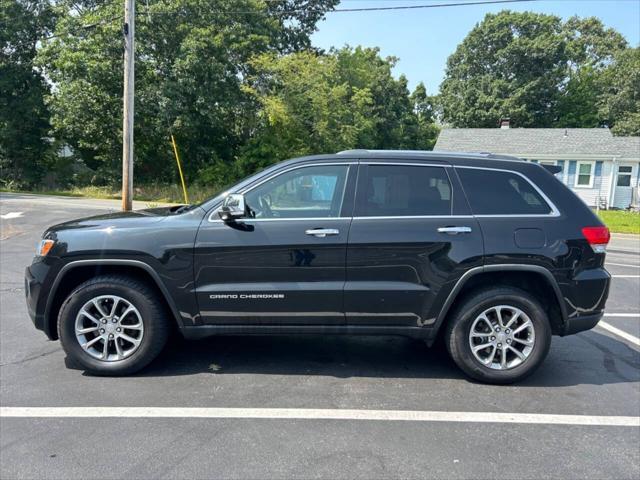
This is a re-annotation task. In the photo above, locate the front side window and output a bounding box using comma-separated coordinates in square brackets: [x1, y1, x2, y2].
[457, 168, 552, 215]
[245, 164, 348, 218]
[617, 166, 633, 187]
[576, 162, 595, 188]
[355, 165, 452, 217]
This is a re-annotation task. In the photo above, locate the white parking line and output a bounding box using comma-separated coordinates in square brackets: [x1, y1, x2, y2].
[598, 321, 640, 347]
[607, 255, 640, 261]
[611, 275, 640, 278]
[604, 313, 640, 318]
[0, 212, 23, 220]
[606, 262, 640, 268]
[1, 407, 638, 427]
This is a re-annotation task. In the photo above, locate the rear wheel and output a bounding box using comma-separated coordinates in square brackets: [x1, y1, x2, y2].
[58, 275, 170, 375]
[444, 287, 551, 384]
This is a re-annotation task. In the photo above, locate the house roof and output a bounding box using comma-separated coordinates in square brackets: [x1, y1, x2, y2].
[434, 128, 640, 158]
[611, 136, 640, 157]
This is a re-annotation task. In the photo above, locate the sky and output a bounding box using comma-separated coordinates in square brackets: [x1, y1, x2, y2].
[311, 0, 640, 93]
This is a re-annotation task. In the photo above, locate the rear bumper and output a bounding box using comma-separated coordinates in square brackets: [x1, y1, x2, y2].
[559, 267, 610, 335]
[563, 311, 603, 335]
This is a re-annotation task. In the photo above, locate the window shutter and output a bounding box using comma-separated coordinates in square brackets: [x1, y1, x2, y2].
[595, 161, 603, 177]
[568, 161, 577, 185]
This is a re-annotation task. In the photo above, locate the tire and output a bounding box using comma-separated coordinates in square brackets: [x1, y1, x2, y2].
[444, 286, 551, 384]
[58, 275, 170, 375]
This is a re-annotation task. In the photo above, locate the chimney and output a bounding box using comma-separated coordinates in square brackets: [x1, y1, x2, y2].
[500, 118, 510, 129]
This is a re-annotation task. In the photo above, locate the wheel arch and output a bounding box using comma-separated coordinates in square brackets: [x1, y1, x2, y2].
[45, 259, 184, 340]
[435, 265, 567, 337]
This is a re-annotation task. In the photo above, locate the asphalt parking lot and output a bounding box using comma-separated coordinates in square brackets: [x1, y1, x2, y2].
[1, 192, 639, 480]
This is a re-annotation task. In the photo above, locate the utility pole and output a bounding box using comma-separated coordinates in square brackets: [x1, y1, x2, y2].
[121, 0, 135, 211]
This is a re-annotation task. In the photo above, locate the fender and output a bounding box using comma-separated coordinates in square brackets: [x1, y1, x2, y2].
[434, 264, 568, 330]
[44, 259, 185, 336]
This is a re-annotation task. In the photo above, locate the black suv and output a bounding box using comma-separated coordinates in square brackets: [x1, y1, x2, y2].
[25, 150, 611, 383]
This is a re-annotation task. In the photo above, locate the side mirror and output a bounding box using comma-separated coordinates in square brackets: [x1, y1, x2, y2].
[217, 193, 247, 222]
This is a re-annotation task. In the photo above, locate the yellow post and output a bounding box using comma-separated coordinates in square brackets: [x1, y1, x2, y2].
[170, 134, 189, 204]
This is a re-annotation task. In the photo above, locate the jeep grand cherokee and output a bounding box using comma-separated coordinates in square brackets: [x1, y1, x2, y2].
[25, 150, 611, 383]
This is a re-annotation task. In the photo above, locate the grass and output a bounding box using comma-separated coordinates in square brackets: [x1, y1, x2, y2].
[597, 210, 640, 235]
[1, 183, 220, 205]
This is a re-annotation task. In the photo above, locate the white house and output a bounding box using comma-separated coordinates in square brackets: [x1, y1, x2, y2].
[434, 127, 640, 210]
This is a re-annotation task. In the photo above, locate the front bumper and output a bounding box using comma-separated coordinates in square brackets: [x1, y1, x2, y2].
[25, 259, 54, 337]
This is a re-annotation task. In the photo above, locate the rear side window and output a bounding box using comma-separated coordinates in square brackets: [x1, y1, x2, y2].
[457, 168, 552, 215]
[356, 165, 452, 216]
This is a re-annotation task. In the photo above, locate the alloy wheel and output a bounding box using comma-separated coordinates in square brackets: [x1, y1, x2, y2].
[468, 305, 535, 370]
[74, 295, 144, 361]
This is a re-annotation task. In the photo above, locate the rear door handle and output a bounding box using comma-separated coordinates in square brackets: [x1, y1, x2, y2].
[437, 226, 472, 235]
[305, 228, 340, 238]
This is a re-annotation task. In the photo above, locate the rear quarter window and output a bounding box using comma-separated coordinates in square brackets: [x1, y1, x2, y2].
[457, 168, 552, 215]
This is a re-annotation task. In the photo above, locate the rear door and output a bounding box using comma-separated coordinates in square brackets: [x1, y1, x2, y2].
[345, 161, 483, 327]
[194, 162, 356, 326]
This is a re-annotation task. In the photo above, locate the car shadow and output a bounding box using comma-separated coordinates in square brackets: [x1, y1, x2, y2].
[132, 328, 639, 387]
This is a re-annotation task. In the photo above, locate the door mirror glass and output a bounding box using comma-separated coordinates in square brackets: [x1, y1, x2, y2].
[217, 193, 247, 222]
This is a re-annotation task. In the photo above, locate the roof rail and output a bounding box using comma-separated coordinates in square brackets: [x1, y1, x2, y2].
[336, 149, 524, 162]
[336, 149, 371, 155]
[337, 149, 450, 155]
[481, 152, 523, 161]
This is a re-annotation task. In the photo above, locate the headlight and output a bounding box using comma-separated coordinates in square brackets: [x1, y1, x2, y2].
[37, 239, 55, 257]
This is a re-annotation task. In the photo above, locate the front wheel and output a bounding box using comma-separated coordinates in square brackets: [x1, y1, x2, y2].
[58, 275, 170, 375]
[444, 287, 551, 384]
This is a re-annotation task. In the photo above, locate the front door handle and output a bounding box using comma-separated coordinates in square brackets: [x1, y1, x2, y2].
[437, 226, 472, 235]
[305, 228, 340, 238]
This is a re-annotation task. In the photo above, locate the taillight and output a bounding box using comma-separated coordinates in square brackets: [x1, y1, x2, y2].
[581, 226, 610, 253]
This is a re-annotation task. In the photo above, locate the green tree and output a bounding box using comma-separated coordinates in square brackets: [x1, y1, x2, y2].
[236, 47, 438, 177]
[440, 11, 627, 128]
[36, 0, 337, 187]
[236, 49, 378, 176]
[599, 47, 640, 136]
[555, 66, 602, 127]
[410, 82, 440, 150]
[556, 16, 628, 127]
[0, 0, 55, 187]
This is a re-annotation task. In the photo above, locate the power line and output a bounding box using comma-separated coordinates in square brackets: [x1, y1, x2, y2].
[174, 0, 540, 15]
[7, 15, 120, 50]
[136, 0, 539, 17]
[9, 0, 539, 49]
[331, 0, 539, 12]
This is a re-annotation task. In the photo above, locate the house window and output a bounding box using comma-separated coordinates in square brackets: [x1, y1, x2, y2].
[575, 161, 595, 188]
[539, 160, 557, 166]
[617, 166, 633, 187]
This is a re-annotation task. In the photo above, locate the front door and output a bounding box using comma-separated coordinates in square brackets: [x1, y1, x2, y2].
[194, 163, 355, 325]
[613, 163, 637, 210]
[345, 162, 483, 327]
